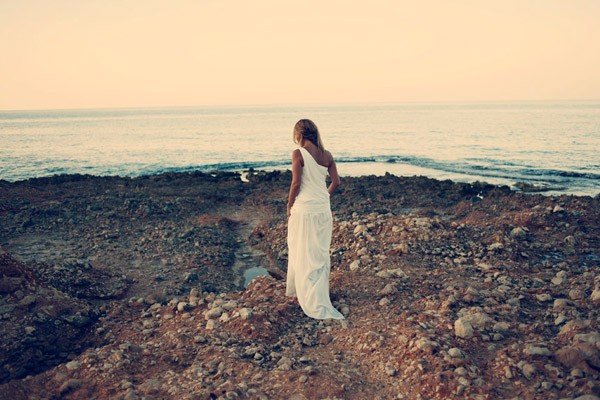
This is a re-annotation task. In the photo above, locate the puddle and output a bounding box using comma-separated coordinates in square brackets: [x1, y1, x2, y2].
[243, 266, 270, 287]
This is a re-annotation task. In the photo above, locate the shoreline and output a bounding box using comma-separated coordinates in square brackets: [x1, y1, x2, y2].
[1, 171, 599, 398]
[2, 166, 598, 198]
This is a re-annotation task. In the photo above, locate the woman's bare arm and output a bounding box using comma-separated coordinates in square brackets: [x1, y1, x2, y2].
[287, 149, 303, 218]
[327, 151, 340, 195]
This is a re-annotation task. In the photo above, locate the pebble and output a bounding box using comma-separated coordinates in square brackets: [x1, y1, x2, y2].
[448, 348, 464, 358]
[205, 306, 223, 320]
[65, 361, 80, 371]
[535, 293, 553, 302]
[385, 365, 396, 376]
[379, 297, 391, 306]
[349, 260, 361, 271]
[524, 345, 552, 357]
[239, 308, 252, 320]
[454, 318, 474, 338]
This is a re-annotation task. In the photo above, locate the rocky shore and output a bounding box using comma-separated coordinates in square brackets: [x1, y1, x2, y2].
[1, 171, 599, 399]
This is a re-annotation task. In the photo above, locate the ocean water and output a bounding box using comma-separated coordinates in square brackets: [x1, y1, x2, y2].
[1, 101, 598, 196]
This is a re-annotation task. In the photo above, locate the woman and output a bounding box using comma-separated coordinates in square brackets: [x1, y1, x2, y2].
[286, 119, 344, 320]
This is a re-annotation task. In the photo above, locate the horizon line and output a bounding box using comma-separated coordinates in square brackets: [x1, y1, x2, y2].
[1, 97, 599, 113]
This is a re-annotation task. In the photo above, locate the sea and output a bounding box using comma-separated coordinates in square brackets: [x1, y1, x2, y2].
[1, 101, 599, 196]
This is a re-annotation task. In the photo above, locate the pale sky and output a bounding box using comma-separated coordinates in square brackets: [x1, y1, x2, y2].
[1, 0, 599, 110]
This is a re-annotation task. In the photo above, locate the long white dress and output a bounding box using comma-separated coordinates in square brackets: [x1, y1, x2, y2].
[286, 147, 344, 320]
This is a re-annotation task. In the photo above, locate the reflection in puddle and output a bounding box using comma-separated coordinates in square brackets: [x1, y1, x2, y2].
[243, 266, 269, 287]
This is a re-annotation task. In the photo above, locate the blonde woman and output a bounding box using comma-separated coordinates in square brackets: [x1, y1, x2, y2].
[286, 119, 344, 320]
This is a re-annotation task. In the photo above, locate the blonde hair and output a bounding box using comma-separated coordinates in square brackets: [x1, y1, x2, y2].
[293, 119, 325, 151]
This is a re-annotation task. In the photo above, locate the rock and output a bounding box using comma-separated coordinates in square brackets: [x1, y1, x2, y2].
[569, 288, 585, 300]
[524, 345, 552, 357]
[205, 306, 223, 320]
[574, 332, 600, 346]
[298, 375, 308, 383]
[414, 338, 440, 353]
[552, 270, 568, 285]
[349, 260, 360, 271]
[556, 346, 587, 368]
[520, 362, 536, 379]
[379, 283, 396, 295]
[574, 396, 600, 400]
[385, 365, 396, 376]
[65, 360, 80, 371]
[376, 268, 407, 279]
[354, 225, 366, 235]
[454, 318, 474, 338]
[459, 311, 492, 329]
[239, 308, 252, 320]
[510, 227, 527, 240]
[379, 297, 391, 306]
[59, 379, 82, 395]
[206, 319, 218, 330]
[139, 378, 161, 395]
[222, 300, 238, 311]
[177, 302, 191, 312]
[553, 298, 571, 311]
[448, 348, 465, 358]
[535, 293, 553, 302]
[564, 235, 576, 246]
[555, 315, 568, 325]
[590, 289, 600, 302]
[553, 205, 565, 213]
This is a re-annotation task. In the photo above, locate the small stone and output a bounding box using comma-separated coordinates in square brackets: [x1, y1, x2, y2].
[59, 379, 82, 395]
[379, 283, 396, 295]
[555, 315, 568, 325]
[553, 205, 565, 213]
[239, 308, 252, 320]
[571, 368, 584, 378]
[569, 289, 584, 300]
[448, 348, 464, 358]
[354, 225, 366, 235]
[536, 293, 553, 302]
[65, 361, 80, 371]
[349, 260, 360, 271]
[454, 318, 474, 339]
[564, 235, 576, 246]
[385, 365, 396, 376]
[414, 338, 440, 353]
[553, 298, 571, 310]
[521, 363, 536, 379]
[206, 319, 218, 330]
[379, 297, 391, 306]
[177, 302, 190, 312]
[205, 306, 223, 320]
[590, 289, 600, 302]
[524, 345, 552, 357]
[510, 227, 527, 240]
[139, 379, 161, 395]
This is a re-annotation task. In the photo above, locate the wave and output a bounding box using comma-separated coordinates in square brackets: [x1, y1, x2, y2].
[142, 154, 600, 184]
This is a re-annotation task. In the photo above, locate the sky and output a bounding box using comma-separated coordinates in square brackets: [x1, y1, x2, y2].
[1, 0, 599, 110]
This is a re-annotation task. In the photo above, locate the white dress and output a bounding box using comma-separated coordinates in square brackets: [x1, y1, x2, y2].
[286, 147, 344, 320]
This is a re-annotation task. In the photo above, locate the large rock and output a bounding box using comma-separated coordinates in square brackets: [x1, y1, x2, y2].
[455, 318, 474, 338]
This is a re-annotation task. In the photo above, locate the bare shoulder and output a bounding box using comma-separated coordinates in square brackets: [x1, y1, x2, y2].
[325, 150, 335, 166]
[292, 149, 304, 165]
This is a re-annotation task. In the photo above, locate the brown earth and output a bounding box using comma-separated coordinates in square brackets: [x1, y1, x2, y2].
[0, 171, 599, 399]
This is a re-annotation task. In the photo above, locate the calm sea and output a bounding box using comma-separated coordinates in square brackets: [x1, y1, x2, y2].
[1, 101, 599, 196]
